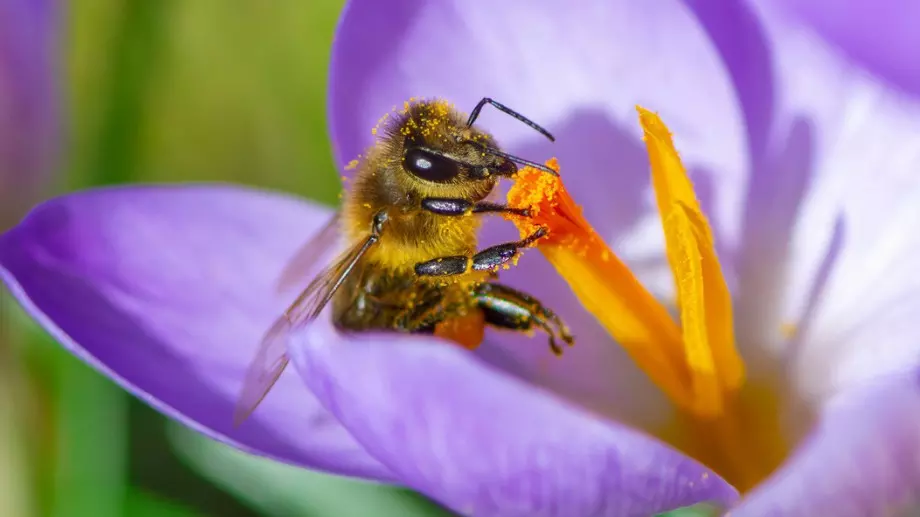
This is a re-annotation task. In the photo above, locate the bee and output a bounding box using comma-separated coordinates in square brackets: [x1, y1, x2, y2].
[234, 97, 574, 424]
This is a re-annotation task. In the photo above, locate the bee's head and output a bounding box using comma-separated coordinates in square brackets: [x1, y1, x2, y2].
[394, 100, 518, 185]
[374, 98, 556, 203]
[401, 134, 518, 184]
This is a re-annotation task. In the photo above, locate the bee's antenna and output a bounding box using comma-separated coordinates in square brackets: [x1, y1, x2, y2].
[467, 97, 556, 142]
[466, 140, 559, 177]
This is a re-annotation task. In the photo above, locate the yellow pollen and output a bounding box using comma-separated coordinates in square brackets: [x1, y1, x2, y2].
[372, 112, 390, 136]
[505, 106, 744, 418]
[780, 322, 798, 340]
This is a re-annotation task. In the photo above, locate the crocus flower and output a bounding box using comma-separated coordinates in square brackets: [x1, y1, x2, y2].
[2, 0, 920, 516]
[0, 0, 58, 226]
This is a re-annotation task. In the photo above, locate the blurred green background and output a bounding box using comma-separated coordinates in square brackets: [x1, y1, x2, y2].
[1, 2, 455, 516]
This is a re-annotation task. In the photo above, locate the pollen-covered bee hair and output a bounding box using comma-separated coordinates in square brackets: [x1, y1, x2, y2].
[234, 97, 573, 426]
[350, 98, 556, 220]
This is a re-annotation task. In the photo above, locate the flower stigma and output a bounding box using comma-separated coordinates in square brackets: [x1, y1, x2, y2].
[506, 107, 783, 490]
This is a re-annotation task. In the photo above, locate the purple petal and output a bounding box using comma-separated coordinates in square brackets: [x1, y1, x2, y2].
[733, 369, 920, 516]
[774, 0, 920, 96]
[741, 2, 920, 399]
[288, 318, 739, 517]
[0, 185, 392, 481]
[0, 0, 59, 223]
[682, 0, 775, 159]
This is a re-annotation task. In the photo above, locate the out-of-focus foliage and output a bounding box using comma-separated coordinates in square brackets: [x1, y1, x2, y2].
[169, 423, 454, 517]
[2, 1, 454, 516]
[67, 1, 342, 202]
[655, 503, 724, 517]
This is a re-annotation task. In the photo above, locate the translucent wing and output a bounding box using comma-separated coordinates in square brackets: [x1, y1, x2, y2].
[233, 228, 379, 426]
[275, 212, 342, 294]
[233, 317, 293, 426]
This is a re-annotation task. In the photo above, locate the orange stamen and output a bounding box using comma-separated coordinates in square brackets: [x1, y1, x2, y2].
[507, 161, 693, 410]
[640, 107, 744, 403]
[505, 106, 744, 417]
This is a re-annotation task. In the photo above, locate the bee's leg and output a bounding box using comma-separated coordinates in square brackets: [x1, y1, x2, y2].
[420, 197, 530, 217]
[473, 282, 574, 355]
[414, 227, 547, 277]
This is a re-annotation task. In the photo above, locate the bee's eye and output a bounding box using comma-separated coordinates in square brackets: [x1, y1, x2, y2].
[403, 147, 461, 183]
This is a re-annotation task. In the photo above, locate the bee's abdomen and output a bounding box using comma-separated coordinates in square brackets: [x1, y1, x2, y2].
[332, 264, 465, 332]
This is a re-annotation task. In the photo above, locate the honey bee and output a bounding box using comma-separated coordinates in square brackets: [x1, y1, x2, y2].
[234, 98, 574, 424]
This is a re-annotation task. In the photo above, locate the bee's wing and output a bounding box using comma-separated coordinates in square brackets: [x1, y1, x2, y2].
[232, 316, 293, 427]
[233, 232, 379, 426]
[275, 211, 342, 293]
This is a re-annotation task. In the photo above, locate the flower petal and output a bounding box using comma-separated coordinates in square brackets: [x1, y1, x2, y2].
[732, 369, 920, 516]
[288, 318, 739, 517]
[774, 0, 920, 96]
[681, 0, 775, 156]
[745, 3, 920, 401]
[0, 185, 391, 480]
